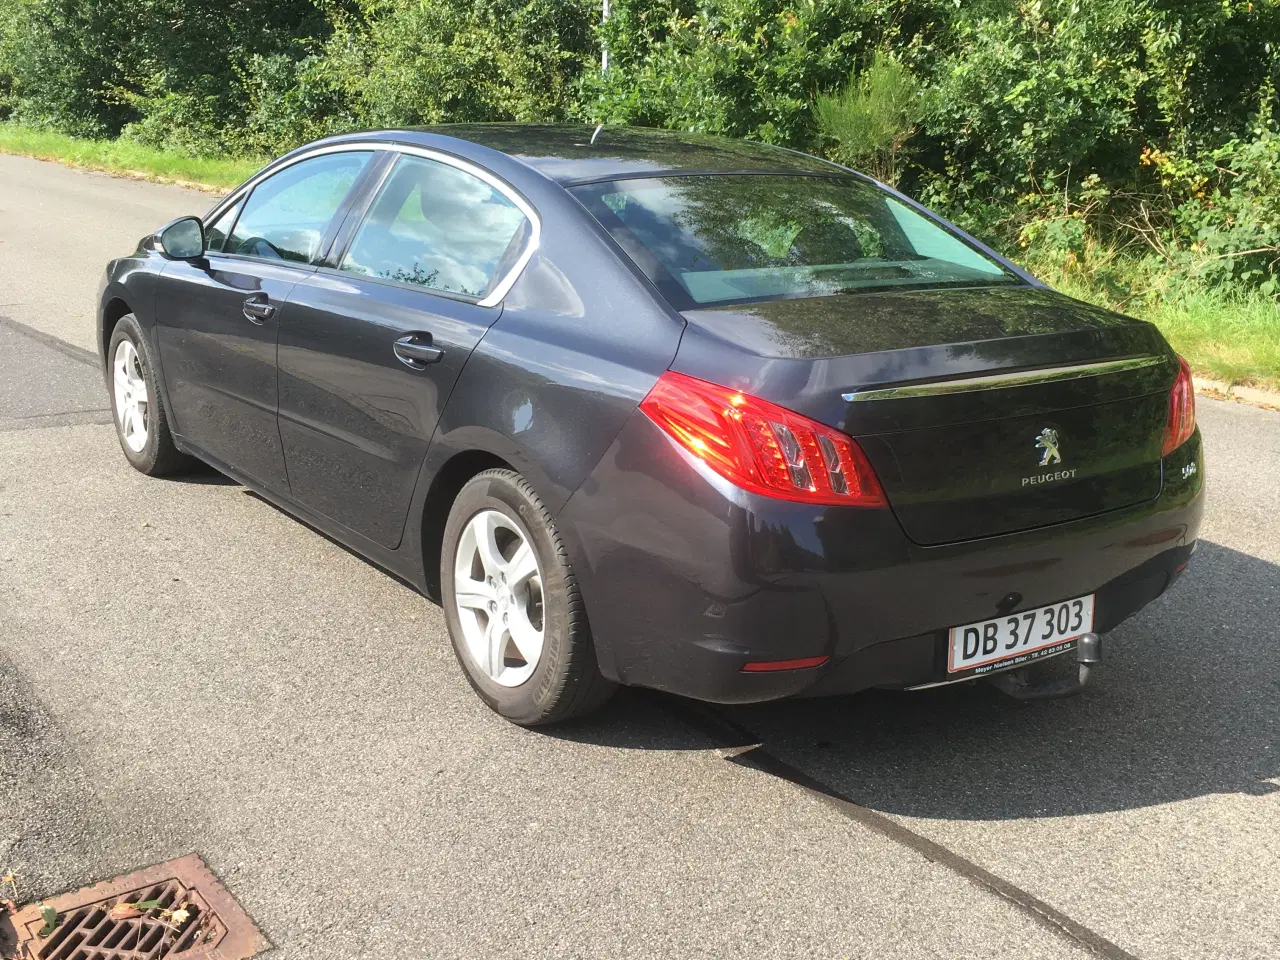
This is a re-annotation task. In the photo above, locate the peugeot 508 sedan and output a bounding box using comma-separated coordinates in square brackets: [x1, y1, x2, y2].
[97, 125, 1204, 724]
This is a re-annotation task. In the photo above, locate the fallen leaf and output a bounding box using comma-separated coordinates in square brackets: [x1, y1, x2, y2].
[37, 904, 59, 937]
[133, 899, 163, 910]
[109, 902, 143, 921]
[169, 907, 190, 926]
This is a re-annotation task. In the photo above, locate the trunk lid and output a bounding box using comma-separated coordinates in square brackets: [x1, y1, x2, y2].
[673, 286, 1175, 545]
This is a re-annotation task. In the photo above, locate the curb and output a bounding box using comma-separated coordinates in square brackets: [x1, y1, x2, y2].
[1194, 376, 1280, 411]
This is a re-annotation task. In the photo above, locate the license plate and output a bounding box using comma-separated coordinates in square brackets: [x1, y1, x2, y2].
[948, 595, 1095, 674]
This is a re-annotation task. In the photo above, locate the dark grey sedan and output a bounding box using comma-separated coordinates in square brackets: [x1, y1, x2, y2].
[97, 125, 1203, 724]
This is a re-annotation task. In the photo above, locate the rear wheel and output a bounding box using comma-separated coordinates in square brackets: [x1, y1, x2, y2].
[441, 469, 615, 725]
[107, 315, 191, 476]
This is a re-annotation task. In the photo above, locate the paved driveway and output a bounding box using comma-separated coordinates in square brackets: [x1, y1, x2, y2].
[2, 153, 1277, 960]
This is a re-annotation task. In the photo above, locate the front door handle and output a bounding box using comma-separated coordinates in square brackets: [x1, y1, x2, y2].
[242, 294, 276, 324]
[394, 334, 444, 368]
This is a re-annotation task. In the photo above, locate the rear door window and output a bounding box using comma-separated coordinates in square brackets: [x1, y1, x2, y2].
[226, 151, 373, 264]
[338, 154, 529, 299]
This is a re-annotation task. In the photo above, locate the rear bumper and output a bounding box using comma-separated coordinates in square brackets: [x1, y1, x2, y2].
[558, 414, 1205, 704]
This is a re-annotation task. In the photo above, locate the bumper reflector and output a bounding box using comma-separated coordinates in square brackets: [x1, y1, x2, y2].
[741, 655, 829, 672]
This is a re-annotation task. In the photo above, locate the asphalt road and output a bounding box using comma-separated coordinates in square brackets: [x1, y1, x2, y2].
[2, 153, 1278, 960]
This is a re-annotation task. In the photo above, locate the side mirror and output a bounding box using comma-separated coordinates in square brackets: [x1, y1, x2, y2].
[156, 216, 205, 260]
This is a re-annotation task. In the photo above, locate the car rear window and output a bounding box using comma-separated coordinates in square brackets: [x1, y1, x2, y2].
[569, 175, 1019, 307]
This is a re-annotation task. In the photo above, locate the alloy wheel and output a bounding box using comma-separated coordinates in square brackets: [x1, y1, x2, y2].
[453, 509, 545, 687]
[113, 339, 149, 453]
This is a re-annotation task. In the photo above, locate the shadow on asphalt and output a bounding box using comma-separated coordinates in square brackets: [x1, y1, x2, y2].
[167, 463, 239, 485]
[551, 540, 1280, 820]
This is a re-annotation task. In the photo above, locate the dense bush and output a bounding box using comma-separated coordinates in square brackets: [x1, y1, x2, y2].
[583, 0, 953, 145]
[916, 1, 1280, 274]
[0, 0, 335, 145]
[235, 0, 599, 154]
[1151, 115, 1280, 295]
[1, 0, 1277, 292]
[1, 0, 137, 137]
[813, 52, 923, 184]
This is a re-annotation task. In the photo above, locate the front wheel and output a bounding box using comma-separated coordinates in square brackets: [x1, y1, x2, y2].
[440, 469, 615, 725]
[107, 314, 192, 476]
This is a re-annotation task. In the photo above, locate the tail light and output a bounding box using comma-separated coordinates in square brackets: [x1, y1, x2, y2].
[1162, 356, 1197, 456]
[639, 370, 886, 508]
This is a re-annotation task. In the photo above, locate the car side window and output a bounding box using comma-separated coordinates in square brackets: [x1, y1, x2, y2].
[339, 154, 528, 299]
[204, 198, 243, 254]
[226, 151, 372, 265]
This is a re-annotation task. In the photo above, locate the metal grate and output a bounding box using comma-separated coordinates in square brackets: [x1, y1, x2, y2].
[7, 855, 267, 960]
[36, 879, 220, 959]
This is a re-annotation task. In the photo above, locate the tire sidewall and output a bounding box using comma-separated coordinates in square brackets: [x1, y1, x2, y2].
[441, 472, 571, 723]
[107, 315, 164, 472]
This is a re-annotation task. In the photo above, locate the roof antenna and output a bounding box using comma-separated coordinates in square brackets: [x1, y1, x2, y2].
[590, 123, 605, 145]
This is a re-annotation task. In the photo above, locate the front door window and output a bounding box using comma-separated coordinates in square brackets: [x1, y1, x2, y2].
[225, 152, 373, 264]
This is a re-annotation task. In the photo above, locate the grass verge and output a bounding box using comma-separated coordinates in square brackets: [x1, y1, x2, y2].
[0, 123, 262, 191]
[1037, 263, 1280, 394]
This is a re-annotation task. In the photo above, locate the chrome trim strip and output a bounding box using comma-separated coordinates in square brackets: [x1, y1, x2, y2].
[841, 355, 1164, 402]
[202, 140, 542, 308]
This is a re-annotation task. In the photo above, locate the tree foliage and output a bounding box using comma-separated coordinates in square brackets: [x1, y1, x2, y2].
[582, 0, 952, 145]
[1, 0, 1277, 291]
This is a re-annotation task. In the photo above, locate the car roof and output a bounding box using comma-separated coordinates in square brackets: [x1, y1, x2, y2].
[342, 124, 840, 185]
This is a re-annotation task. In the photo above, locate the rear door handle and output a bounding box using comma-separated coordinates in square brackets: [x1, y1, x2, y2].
[394, 334, 444, 368]
[242, 294, 276, 323]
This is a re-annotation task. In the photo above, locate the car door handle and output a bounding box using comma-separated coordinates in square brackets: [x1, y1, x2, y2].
[242, 294, 276, 324]
[393, 334, 444, 368]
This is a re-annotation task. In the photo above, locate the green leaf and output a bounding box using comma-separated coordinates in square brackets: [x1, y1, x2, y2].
[133, 899, 164, 910]
[38, 904, 59, 937]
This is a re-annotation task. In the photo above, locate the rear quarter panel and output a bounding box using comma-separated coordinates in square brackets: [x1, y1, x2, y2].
[427, 169, 686, 515]
[415, 154, 687, 659]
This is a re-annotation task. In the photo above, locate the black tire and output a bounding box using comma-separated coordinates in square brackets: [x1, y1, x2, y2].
[106, 314, 192, 476]
[440, 468, 616, 725]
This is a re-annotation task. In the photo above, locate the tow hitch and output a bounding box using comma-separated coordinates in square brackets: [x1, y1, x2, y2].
[988, 633, 1102, 700]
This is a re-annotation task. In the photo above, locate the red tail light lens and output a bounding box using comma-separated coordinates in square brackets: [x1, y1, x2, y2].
[1162, 356, 1197, 456]
[639, 370, 886, 508]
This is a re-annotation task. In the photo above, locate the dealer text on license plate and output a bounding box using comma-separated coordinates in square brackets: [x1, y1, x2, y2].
[948, 595, 1095, 673]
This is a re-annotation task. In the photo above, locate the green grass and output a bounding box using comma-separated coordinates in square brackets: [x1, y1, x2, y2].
[1132, 296, 1280, 392]
[1036, 261, 1280, 394]
[0, 123, 262, 191]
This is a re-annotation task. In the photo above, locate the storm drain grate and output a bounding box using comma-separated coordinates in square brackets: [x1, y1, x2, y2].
[4, 854, 268, 960]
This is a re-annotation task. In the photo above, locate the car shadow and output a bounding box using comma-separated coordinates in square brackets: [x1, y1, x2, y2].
[161, 461, 239, 485]
[552, 540, 1280, 819]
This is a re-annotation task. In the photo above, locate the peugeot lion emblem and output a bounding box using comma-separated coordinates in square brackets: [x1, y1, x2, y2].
[1035, 428, 1062, 466]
